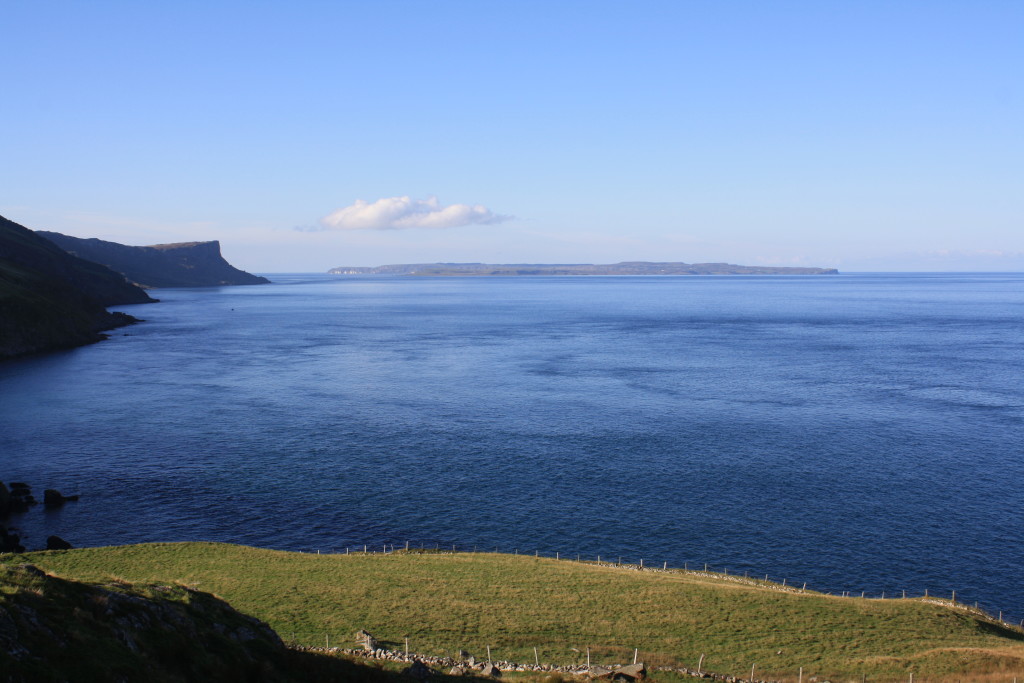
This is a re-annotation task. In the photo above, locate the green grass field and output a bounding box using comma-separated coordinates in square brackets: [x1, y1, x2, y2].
[8, 542, 1024, 681]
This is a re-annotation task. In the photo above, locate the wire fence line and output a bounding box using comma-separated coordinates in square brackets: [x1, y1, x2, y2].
[274, 541, 1024, 681]
[292, 540, 1022, 630]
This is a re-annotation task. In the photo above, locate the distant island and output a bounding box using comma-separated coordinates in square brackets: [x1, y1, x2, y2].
[328, 261, 839, 276]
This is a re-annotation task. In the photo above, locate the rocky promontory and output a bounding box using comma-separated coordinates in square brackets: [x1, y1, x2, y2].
[38, 232, 270, 288]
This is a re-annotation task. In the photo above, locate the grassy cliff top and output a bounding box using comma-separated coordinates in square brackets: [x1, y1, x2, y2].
[8, 542, 1024, 681]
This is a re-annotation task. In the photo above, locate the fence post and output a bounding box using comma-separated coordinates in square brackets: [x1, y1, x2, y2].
[587, 647, 591, 668]
[798, 667, 802, 683]
[634, 648, 638, 664]
[751, 663, 756, 681]
[487, 645, 492, 663]
[697, 653, 705, 675]
[534, 647, 539, 667]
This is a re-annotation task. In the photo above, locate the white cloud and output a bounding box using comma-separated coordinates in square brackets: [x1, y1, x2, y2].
[316, 196, 511, 231]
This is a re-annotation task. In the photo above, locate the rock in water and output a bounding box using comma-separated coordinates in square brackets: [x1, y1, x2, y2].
[43, 489, 66, 506]
[46, 535, 73, 550]
[43, 489, 79, 506]
[1, 527, 25, 553]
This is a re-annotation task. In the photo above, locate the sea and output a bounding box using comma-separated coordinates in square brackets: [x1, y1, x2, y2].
[1, 272, 1022, 618]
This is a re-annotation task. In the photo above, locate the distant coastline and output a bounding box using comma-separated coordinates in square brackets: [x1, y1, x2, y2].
[328, 261, 839, 276]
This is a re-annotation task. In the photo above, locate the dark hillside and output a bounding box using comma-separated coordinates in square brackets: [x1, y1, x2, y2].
[0, 215, 154, 360]
[0, 563, 401, 683]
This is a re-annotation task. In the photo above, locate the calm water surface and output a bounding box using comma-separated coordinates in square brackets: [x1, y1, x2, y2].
[2, 273, 1023, 616]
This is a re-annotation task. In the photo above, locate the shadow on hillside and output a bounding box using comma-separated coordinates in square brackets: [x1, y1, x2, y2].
[975, 619, 1024, 641]
[288, 649, 481, 681]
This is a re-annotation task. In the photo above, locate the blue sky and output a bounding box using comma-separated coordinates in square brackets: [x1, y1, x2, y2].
[2, 1, 1021, 272]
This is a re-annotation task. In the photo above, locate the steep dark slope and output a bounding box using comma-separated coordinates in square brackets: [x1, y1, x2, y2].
[38, 231, 270, 288]
[0, 563, 398, 683]
[0, 215, 154, 360]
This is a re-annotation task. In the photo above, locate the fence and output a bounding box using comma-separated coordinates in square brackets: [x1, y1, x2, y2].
[284, 632, 1024, 683]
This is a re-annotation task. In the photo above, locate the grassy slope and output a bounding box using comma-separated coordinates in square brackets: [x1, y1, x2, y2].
[10, 542, 1024, 680]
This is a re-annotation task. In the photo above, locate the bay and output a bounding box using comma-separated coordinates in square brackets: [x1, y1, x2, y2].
[1, 273, 1023, 617]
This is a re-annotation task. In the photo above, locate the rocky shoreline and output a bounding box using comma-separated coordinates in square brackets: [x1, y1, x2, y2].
[0, 481, 78, 553]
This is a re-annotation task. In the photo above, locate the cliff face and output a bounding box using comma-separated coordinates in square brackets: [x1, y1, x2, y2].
[38, 232, 270, 288]
[0, 215, 154, 360]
